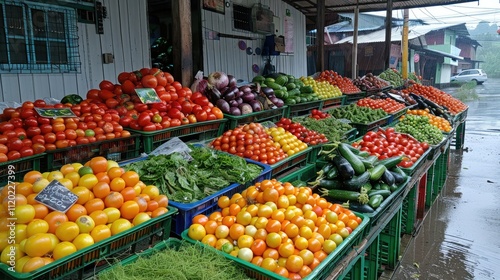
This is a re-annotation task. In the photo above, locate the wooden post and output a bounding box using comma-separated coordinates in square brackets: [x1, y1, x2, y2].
[316, 0, 325, 73]
[172, 0, 193, 86]
[402, 9, 409, 79]
[384, 0, 393, 70]
[352, 6, 359, 79]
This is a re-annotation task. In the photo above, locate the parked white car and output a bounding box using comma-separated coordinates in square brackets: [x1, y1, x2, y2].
[451, 69, 487, 84]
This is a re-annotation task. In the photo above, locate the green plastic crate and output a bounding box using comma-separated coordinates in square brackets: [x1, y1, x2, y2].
[320, 95, 346, 110]
[41, 135, 140, 172]
[401, 182, 418, 235]
[270, 147, 312, 179]
[0, 206, 178, 280]
[378, 205, 402, 270]
[0, 154, 44, 186]
[278, 163, 318, 185]
[127, 119, 227, 154]
[97, 238, 182, 276]
[307, 128, 357, 164]
[349, 115, 390, 136]
[426, 146, 450, 207]
[224, 107, 287, 130]
[285, 99, 324, 118]
[181, 213, 369, 280]
[343, 92, 366, 104]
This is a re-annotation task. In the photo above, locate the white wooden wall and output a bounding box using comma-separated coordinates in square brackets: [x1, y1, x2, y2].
[0, 0, 150, 103]
[201, 0, 307, 82]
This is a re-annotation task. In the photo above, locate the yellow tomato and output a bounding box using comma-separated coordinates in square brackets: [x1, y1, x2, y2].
[47, 171, 64, 181]
[26, 219, 49, 237]
[55, 221, 80, 242]
[23, 233, 53, 257]
[110, 218, 132, 235]
[72, 233, 94, 250]
[90, 224, 111, 243]
[103, 207, 121, 223]
[132, 213, 151, 226]
[78, 174, 98, 190]
[14, 204, 36, 224]
[187, 224, 206, 241]
[32, 178, 50, 193]
[53, 241, 77, 260]
[75, 215, 95, 233]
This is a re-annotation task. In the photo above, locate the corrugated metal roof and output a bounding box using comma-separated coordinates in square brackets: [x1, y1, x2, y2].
[335, 23, 469, 44]
[282, 0, 479, 15]
[325, 13, 426, 33]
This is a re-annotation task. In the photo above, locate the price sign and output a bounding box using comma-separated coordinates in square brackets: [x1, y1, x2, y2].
[135, 88, 161, 104]
[35, 180, 79, 213]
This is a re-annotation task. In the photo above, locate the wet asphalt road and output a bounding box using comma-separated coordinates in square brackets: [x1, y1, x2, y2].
[391, 79, 500, 279]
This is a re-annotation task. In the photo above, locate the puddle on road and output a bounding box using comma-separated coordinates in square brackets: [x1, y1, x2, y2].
[392, 86, 500, 280]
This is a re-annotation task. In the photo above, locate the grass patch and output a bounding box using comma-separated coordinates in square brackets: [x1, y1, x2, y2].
[455, 81, 479, 102]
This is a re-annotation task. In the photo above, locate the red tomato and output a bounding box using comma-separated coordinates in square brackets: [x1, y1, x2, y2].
[7, 150, 21, 160]
[142, 123, 156, 131]
[194, 110, 208, 122]
[181, 101, 193, 115]
[137, 112, 151, 127]
[167, 108, 183, 120]
[99, 80, 115, 91]
[141, 74, 158, 88]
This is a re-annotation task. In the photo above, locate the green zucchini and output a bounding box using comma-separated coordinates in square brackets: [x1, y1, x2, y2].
[368, 164, 387, 181]
[368, 194, 384, 209]
[320, 163, 334, 174]
[309, 178, 343, 190]
[360, 155, 378, 169]
[332, 154, 355, 180]
[338, 143, 366, 175]
[381, 169, 396, 186]
[343, 171, 370, 191]
[368, 189, 391, 198]
[344, 144, 361, 155]
[357, 151, 371, 158]
[390, 166, 408, 180]
[319, 188, 369, 204]
[389, 184, 399, 192]
[326, 167, 339, 179]
[377, 155, 405, 169]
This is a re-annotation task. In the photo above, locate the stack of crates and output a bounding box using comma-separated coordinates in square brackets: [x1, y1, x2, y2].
[401, 184, 418, 235]
[339, 235, 381, 280]
[378, 205, 403, 270]
[426, 145, 450, 207]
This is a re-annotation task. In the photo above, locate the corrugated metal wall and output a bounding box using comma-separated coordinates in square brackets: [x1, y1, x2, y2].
[0, 0, 150, 103]
[201, 0, 307, 82]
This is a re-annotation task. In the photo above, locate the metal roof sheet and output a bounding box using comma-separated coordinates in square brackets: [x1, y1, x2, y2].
[335, 23, 469, 44]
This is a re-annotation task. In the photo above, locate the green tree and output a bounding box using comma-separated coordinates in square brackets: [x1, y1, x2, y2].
[476, 39, 500, 78]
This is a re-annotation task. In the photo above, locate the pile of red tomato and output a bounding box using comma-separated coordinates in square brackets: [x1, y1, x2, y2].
[275, 118, 328, 146]
[316, 70, 361, 94]
[0, 101, 129, 162]
[88, 68, 224, 131]
[352, 127, 430, 168]
[210, 123, 288, 165]
[309, 109, 330, 120]
[356, 98, 406, 114]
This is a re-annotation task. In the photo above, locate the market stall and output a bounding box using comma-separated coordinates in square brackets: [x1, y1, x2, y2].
[0, 68, 467, 280]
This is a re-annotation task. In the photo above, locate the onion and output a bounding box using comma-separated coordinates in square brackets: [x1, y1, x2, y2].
[235, 90, 244, 99]
[239, 85, 252, 94]
[229, 107, 241, 116]
[241, 92, 256, 103]
[228, 75, 237, 87]
[216, 99, 230, 114]
[235, 97, 243, 105]
[190, 79, 209, 94]
[239, 103, 253, 115]
[208, 71, 229, 90]
[229, 100, 239, 107]
[248, 100, 262, 112]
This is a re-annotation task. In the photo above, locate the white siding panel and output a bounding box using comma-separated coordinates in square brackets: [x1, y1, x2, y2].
[201, 0, 307, 81]
[32, 75, 51, 100]
[1, 75, 22, 103]
[0, 0, 150, 102]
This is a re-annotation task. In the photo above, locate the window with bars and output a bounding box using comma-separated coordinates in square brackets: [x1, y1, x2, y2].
[0, 1, 80, 73]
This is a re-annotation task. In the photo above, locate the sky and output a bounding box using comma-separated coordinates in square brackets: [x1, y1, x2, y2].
[366, 0, 500, 28]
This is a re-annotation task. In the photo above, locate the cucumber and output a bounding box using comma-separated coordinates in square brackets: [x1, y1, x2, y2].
[390, 166, 408, 180]
[343, 171, 370, 191]
[360, 155, 378, 169]
[368, 194, 384, 209]
[346, 202, 375, 213]
[319, 188, 369, 204]
[389, 184, 399, 192]
[332, 154, 355, 180]
[377, 155, 405, 169]
[368, 189, 391, 198]
[344, 144, 361, 155]
[320, 163, 334, 174]
[291, 180, 307, 187]
[338, 143, 366, 175]
[388, 170, 405, 184]
[357, 151, 371, 158]
[368, 164, 387, 181]
[381, 169, 396, 186]
[309, 179, 343, 190]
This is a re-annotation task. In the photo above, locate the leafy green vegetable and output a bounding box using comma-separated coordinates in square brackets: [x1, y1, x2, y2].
[98, 240, 251, 280]
[124, 145, 263, 203]
[292, 116, 353, 142]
